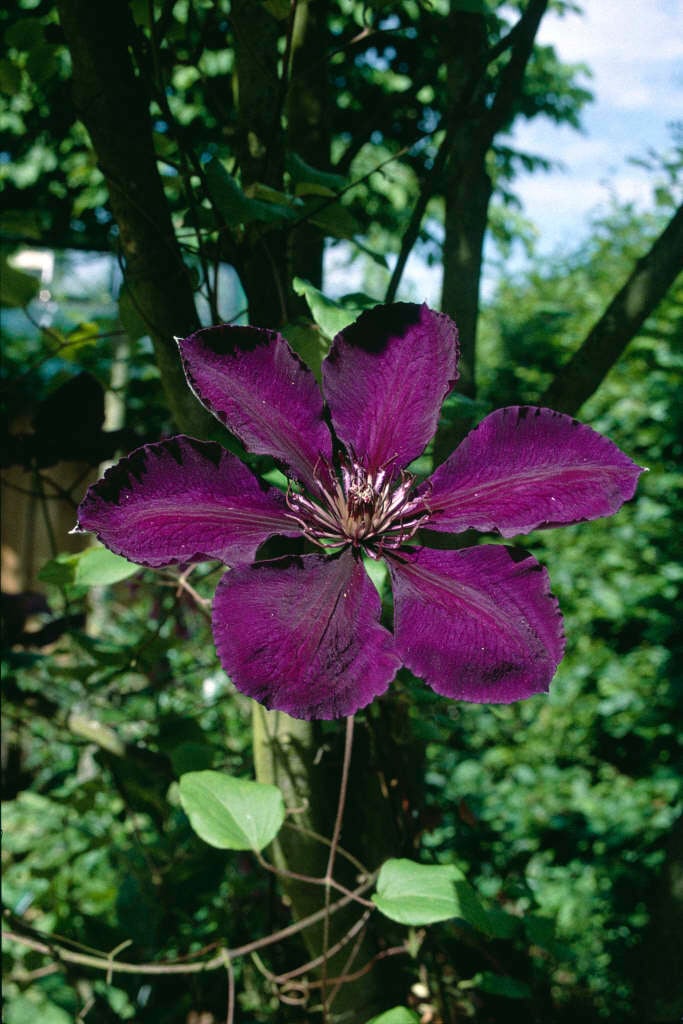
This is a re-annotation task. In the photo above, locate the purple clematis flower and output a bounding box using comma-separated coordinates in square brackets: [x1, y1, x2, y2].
[76, 304, 643, 720]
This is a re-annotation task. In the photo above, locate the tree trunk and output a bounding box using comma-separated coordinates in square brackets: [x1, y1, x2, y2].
[56, 0, 213, 438]
[541, 203, 683, 415]
[441, 156, 492, 401]
[438, 0, 548, 462]
[286, 0, 330, 292]
[233, 7, 416, 1015]
[253, 708, 413, 1019]
[439, 9, 489, 401]
[231, 0, 291, 327]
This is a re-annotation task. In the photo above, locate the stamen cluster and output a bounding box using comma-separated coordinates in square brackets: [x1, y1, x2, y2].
[286, 457, 430, 556]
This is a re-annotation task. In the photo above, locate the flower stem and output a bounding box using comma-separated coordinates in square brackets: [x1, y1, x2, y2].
[321, 714, 356, 1019]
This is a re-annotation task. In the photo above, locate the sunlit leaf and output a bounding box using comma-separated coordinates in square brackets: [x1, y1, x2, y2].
[302, 197, 362, 239]
[38, 547, 139, 588]
[178, 770, 285, 851]
[4, 994, 73, 1024]
[372, 858, 491, 931]
[204, 158, 296, 227]
[281, 321, 329, 382]
[293, 278, 375, 339]
[287, 152, 347, 196]
[74, 547, 139, 587]
[365, 1008, 420, 1024]
[62, 321, 101, 357]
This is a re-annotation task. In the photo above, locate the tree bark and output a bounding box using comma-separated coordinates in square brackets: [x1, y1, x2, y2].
[286, 0, 330, 291]
[232, 8, 414, 1014]
[252, 709, 409, 1020]
[439, 10, 489, 399]
[230, 0, 291, 327]
[631, 814, 683, 1022]
[56, 0, 213, 438]
[541, 203, 683, 415]
[440, 0, 548, 400]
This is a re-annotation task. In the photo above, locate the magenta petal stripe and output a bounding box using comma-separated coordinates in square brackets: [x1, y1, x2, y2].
[424, 406, 644, 537]
[388, 545, 565, 703]
[178, 325, 333, 491]
[212, 550, 400, 720]
[322, 303, 458, 474]
[76, 435, 297, 568]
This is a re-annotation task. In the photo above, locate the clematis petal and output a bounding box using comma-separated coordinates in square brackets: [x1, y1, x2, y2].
[424, 406, 643, 537]
[77, 435, 296, 568]
[178, 325, 333, 491]
[322, 303, 458, 474]
[212, 550, 400, 720]
[388, 545, 565, 703]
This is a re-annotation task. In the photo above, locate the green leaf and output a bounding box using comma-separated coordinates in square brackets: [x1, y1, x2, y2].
[62, 321, 101, 357]
[25, 43, 59, 86]
[372, 858, 491, 931]
[0, 210, 42, 239]
[350, 237, 389, 269]
[5, 17, 44, 50]
[464, 971, 532, 1000]
[451, 0, 487, 12]
[484, 907, 522, 939]
[74, 547, 139, 587]
[365, 1009, 420, 1024]
[38, 547, 139, 588]
[247, 181, 301, 209]
[204, 158, 296, 227]
[261, 0, 291, 18]
[293, 278, 376, 339]
[38, 553, 79, 587]
[178, 770, 285, 851]
[169, 742, 215, 776]
[302, 197, 362, 239]
[4, 994, 73, 1024]
[0, 58, 22, 95]
[287, 152, 347, 196]
[281, 321, 329, 382]
[1, 257, 40, 308]
[523, 913, 567, 957]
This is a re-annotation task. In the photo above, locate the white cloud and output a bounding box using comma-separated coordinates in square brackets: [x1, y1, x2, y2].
[536, 0, 683, 116]
[502, 0, 682, 251]
[538, 0, 683, 64]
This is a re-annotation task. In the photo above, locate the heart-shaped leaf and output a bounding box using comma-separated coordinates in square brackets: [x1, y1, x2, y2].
[178, 770, 285, 851]
[372, 858, 491, 931]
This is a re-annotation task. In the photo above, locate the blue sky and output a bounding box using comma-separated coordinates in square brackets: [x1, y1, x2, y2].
[344, 0, 683, 303]
[508, 0, 682, 252]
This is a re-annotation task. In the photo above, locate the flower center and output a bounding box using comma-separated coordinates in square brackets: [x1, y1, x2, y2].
[286, 456, 429, 556]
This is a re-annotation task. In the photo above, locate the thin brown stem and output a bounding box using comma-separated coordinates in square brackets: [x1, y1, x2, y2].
[252, 909, 372, 986]
[282, 819, 369, 876]
[224, 951, 235, 1024]
[325, 716, 355, 882]
[321, 715, 356, 1018]
[1, 877, 374, 979]
[326, 915, 368, 1011]
[384, 129, 450, 303]
[305, 944, 409, 991]
[255, 851, 375, 907]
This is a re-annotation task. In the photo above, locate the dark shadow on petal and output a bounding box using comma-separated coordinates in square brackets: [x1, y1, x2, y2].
[328, 302, 423, 358]
[185, 324, 274, 356]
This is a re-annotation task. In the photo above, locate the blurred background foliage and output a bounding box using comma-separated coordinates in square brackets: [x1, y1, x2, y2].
[1, 0, 682, 1021]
